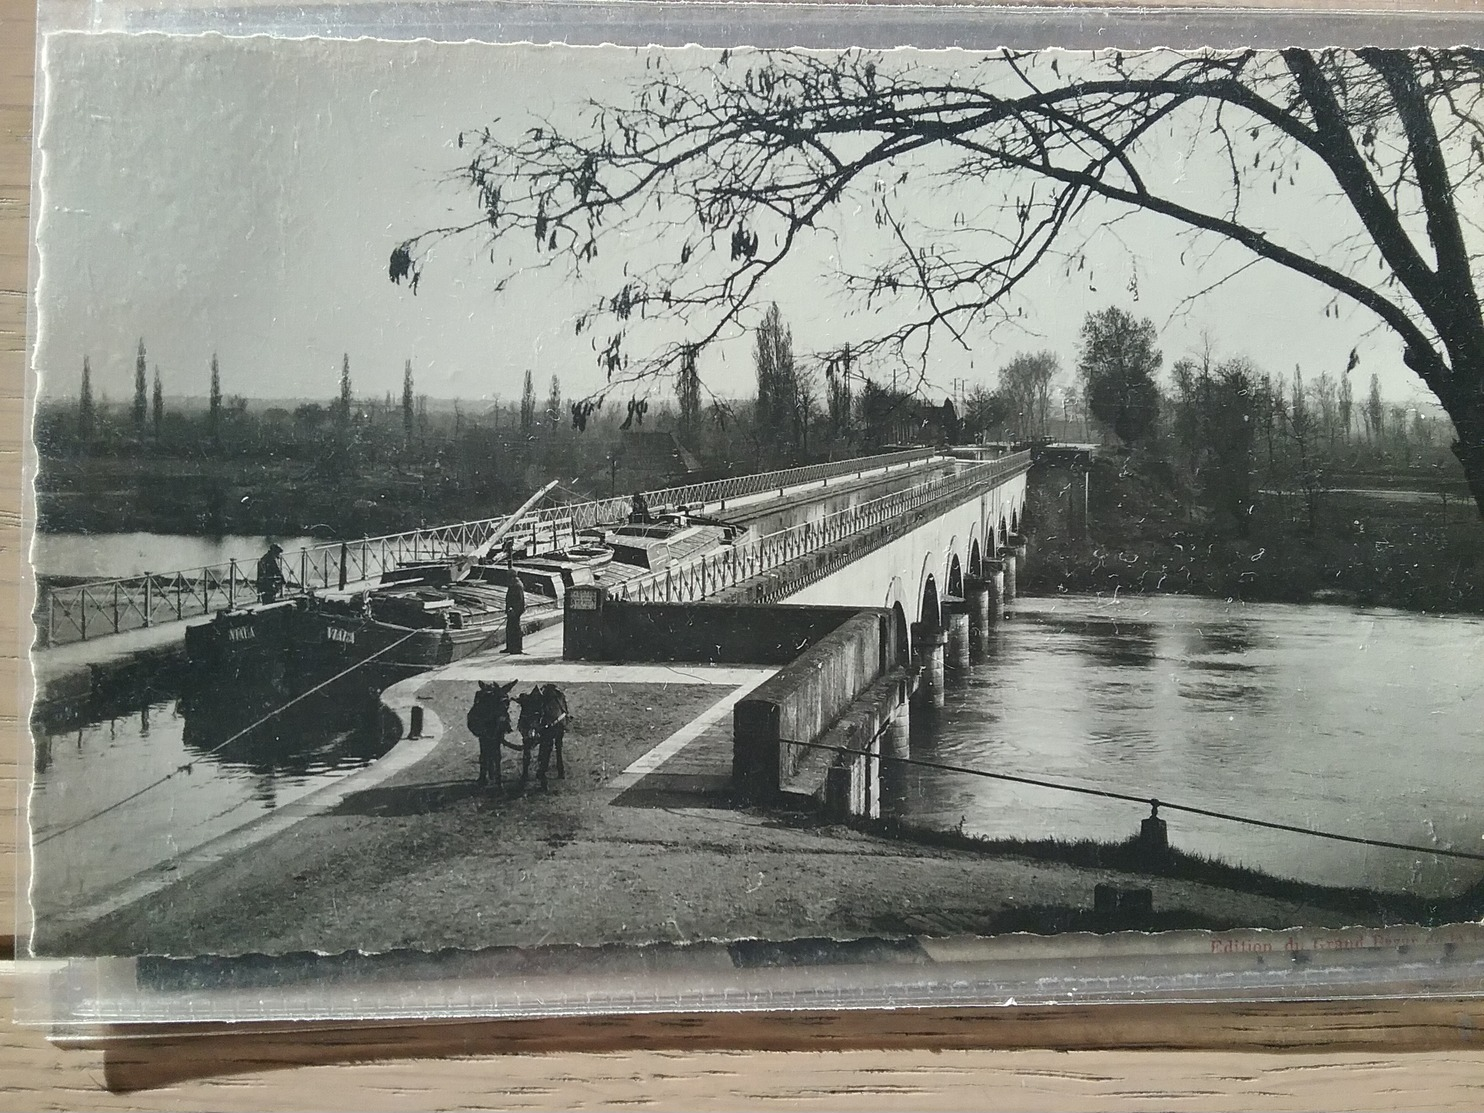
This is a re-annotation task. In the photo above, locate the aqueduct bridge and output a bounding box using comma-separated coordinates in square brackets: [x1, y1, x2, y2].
[34, 447, 1032, 713]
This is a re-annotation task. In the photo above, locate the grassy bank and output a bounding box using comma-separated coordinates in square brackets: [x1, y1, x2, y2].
[1023, 456, 1484, 614]
[849, 814, 1481, 927]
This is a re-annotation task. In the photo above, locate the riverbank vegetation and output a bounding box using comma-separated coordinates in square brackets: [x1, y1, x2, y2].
[1020, 311, 1483, 615]
[854, 815, 1483, 929]
[35, 326, 967, 540]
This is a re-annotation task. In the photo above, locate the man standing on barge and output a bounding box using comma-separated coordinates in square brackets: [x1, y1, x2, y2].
[256, 543, 286, 604]
[502, 554, 526, 654]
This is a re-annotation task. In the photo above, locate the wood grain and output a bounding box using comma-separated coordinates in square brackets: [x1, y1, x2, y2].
[5, 4, 1484, 1106]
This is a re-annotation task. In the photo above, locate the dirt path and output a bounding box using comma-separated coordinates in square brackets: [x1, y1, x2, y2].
[60, 680, 729, 956]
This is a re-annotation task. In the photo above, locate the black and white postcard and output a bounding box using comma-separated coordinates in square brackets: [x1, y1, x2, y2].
[26, 34, 1484, 962]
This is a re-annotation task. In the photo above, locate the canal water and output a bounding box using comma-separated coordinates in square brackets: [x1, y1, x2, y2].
[30, 686, 395, 920]
[891, 594, 1484, 898]
[32, 532, 322, 581]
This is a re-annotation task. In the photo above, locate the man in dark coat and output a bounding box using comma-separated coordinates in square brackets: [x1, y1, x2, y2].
[256, 543, 286, 604]
[502, 558, 526, 654]
[629, 491, 651, 524]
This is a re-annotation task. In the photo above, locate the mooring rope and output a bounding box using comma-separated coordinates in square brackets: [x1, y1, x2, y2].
[780, 736, 1484, 863]
[33, 630, 422, 847]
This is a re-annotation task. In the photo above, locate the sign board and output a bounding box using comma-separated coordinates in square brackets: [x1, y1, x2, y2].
[568, 586, 602, 612]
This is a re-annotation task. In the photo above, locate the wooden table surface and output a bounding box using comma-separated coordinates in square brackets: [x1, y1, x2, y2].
[2, 3, 1483, 1107]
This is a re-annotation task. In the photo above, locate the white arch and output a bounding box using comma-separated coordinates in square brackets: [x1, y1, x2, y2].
[883, 575, 906, 614]
[942, 534, 961, 594]
[916, 551, 942, 629]
[967, 526, 984, 578]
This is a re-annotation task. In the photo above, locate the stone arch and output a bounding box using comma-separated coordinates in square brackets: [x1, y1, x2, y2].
[920, 577, 942, 634]
[942, 535, 961, 595]
[917, 552, 942, 631]
[883, 575, 906, 614]
[947, 552, 964, 599]
[890, 601, 910, 668]
[883, 576, 911, 668]
[969, 536, 984, 579]
[997, 514, 1009, 551]
[1010, 506, 1021, 537]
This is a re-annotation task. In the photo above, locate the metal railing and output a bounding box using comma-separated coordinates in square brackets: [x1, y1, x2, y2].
[611, 452, 1032, 606]
[37, 447, 940, 647]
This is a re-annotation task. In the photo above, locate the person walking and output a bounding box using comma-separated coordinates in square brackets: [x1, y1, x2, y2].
[502, 558, 526, 654]
[256, 543, 286, 604]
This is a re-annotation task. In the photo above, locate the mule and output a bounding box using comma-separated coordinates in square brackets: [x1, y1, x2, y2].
[513, 683, 569, 790]
[466, 679, 517, 787]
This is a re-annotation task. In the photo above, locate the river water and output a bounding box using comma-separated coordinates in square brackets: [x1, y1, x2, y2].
[30, 687, 395, 920]
[891, 594, 1484, 897]
[32, 532, 322, 581]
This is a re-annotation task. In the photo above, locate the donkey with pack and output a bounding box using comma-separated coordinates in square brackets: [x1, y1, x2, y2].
[513, 683, 569, 791]
[466, 679, 517, 787]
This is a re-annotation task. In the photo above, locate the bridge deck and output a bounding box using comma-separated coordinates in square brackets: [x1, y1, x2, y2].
[30, 455, 963, 703]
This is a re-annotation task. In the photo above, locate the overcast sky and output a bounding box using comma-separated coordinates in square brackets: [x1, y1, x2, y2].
[36, 34, 1448, 412]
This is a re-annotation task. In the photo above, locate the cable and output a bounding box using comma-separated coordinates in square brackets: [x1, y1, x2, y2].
[33, 630, 421, 847]
[782, 736, 1484, 863]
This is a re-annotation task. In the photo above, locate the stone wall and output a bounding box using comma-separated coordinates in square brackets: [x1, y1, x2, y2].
[566, 599, 859, 664]
[732, 609, 897, 802]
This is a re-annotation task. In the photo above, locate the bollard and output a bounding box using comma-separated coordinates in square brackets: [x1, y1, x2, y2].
[945, 611, 970, 672]
[409, 704, 424, 740]
[1133, 800, 1170, 869]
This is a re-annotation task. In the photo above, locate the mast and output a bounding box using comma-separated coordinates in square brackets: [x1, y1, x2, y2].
[467, 480, 560, 561]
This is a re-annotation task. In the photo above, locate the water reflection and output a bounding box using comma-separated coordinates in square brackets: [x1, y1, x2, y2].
[1032, 614, 1160, 670]
[179, 682, 393, 777]
[891, 595, 1484, 897]
[30, 680, 399, 918]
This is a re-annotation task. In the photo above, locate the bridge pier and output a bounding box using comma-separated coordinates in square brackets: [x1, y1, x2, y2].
[965, 570, 1000, 649]
[999, 548, 1019, 603]
[944, 605, 971, 673]
[910, 623, 947, 708]
[881, 699, 910, 762]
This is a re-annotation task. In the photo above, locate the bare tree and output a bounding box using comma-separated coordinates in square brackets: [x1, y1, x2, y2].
[824, 345, 855, 444]
[391, 47, 1484, 515]
[1282, 367, 1325, 532]
[1338, 373, 1355, 443]
[997, 350, 1058, 441]
[1313, 371, 1340, 450]
[962, 384, 1009, 443]
[794, 364, 818, 456]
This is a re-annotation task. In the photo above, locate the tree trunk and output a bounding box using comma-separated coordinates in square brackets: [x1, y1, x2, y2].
[1449, 402, 1484, 520]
